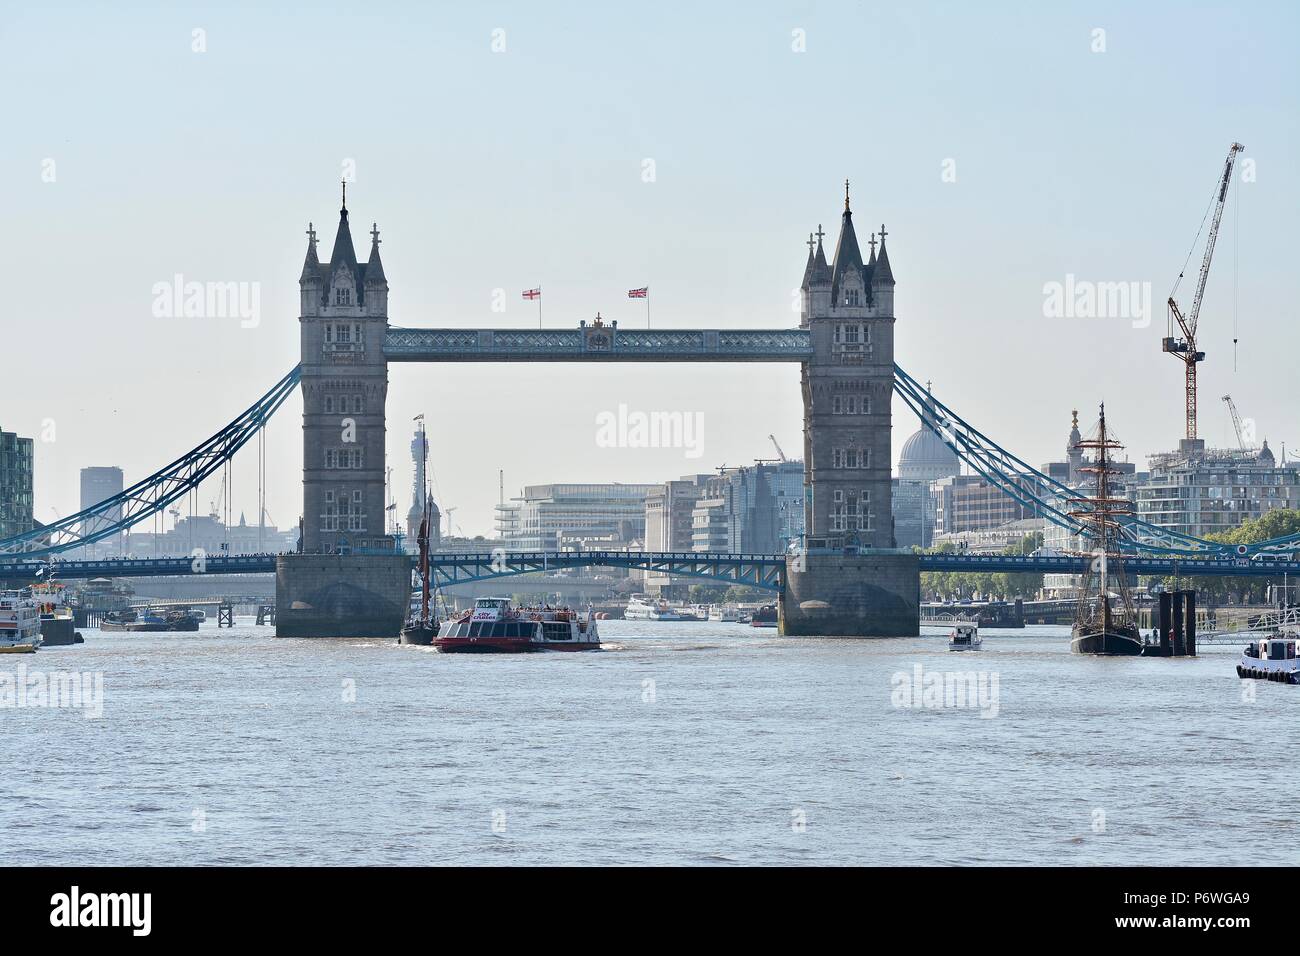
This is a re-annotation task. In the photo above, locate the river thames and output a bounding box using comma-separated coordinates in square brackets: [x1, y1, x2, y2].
[2, 621, 1292, 866]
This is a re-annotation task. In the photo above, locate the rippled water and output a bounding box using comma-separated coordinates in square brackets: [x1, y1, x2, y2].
[2, 621, 1293, 866]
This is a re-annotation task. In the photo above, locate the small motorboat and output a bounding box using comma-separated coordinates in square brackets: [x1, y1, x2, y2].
[948, 622, 981, 651]
[1237, 634, 1299, 684]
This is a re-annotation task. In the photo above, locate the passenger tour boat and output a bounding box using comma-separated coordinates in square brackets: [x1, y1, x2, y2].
[433, 598, 601, 653]
[624, 595, 682, 621]
[0, 590, 43, 653]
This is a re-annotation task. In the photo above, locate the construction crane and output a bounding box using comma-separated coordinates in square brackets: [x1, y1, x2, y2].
[209, 471, 227, 520]
[1163, 142, 1244, 442]
[1222, 395, 1253, 451]
[768, 434, 788, 463]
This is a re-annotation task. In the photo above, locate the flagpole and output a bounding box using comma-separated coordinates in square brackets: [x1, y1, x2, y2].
[646, 287, 650, 329]
[538, 285, 542, 328]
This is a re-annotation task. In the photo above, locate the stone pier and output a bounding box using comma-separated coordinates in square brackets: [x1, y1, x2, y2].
[780, 551, 920, 637]
[275, 553, 410, 638]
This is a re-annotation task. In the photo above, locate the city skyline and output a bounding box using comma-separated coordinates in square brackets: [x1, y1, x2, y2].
[6, 2, 1297, 538]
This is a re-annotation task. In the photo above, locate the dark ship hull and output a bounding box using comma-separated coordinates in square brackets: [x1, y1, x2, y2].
[1070, 625, 1143, 656]
[398, 624, 437, 646]
[40, 616, 83, 646]
[100, 614, 199, 632]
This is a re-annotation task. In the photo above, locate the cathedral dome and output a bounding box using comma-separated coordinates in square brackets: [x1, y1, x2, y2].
[898, 426, 960, 481]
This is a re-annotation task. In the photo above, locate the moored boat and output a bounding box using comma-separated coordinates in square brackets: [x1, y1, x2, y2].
[708, 604, 741, 623]
[750, 604, 778, 629]
[1068, 404, 1144, 657]
[100, 607, 200, 632]
[32, 581, 83, 646]
[0, 590, 43, 653]
[433, 597, 600, 653]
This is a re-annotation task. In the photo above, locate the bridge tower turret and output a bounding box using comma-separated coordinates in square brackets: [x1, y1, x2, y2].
[297, 187, 392, 554]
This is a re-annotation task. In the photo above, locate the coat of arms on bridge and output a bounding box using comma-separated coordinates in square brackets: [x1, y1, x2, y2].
[582, 313, 615, 352]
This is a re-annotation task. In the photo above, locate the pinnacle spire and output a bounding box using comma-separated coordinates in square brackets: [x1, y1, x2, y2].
[800, 232, 816, 290]
[366, 221, 387, 284]
[871, 222, 894, 286]
[830, 189, 864, 301]
[328, 199, 358, 272]
[299, 221, 320, 283]
[810, 224, 831, 286]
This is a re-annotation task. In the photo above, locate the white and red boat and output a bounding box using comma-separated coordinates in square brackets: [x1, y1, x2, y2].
[433, 597, 600, 653]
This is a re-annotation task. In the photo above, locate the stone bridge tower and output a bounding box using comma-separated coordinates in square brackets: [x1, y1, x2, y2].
[783, 183, 918, 637]
[800, 182, 896, 549]
[277, 187, 409, 638]
[297, 187, 392, 554]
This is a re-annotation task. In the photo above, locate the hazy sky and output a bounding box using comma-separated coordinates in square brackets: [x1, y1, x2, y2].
[5, 1, 1297, 538]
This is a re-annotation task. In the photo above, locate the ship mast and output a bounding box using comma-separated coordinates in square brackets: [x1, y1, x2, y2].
[1069, 403, 1136, 629]
[416, 417, 432, 627]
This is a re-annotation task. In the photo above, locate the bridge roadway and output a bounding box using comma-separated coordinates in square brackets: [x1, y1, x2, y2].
[4, 551, 1300, 584]
[383, 327, 814, 362]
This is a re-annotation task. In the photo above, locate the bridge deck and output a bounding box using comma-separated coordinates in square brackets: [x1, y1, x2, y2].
[384, 327, 814, 362]
[4, 551, 1300, 581]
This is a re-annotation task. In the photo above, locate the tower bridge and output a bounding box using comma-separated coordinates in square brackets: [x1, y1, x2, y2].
[277, 182, 907, 636]
[4, 182, 1300, 637]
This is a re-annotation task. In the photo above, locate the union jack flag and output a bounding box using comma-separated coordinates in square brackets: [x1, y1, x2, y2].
[627, 287, 648, 298]
[522, 287, 541, 300]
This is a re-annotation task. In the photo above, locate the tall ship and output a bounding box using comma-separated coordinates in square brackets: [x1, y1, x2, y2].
[433, 597, 600, 653]
[1068, 404, 1143, 656]
[0, 590, 43, 653]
